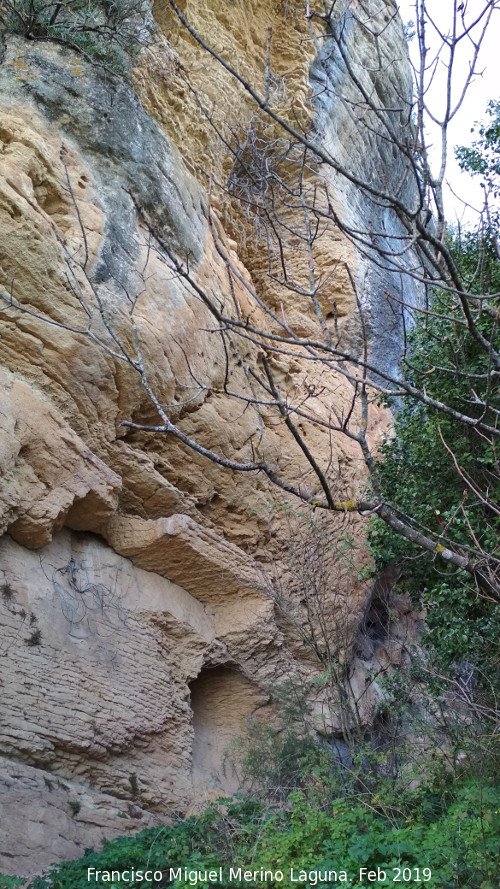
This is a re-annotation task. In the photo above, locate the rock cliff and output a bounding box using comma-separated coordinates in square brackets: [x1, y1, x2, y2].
[0, 0, 418, 874]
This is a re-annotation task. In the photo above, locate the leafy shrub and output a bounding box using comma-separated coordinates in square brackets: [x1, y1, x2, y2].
[227, 717, 333, 806]
[369, 227, 500, 688]
[12, 770, 500, 889]
[456, 99, 500, 200]
[0, 876, 24, 889]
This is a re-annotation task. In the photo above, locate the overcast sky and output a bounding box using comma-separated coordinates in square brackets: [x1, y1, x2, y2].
[396, 0, 499, 225]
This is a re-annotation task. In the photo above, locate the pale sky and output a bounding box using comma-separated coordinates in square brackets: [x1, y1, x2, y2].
[396, 0, 499, 225]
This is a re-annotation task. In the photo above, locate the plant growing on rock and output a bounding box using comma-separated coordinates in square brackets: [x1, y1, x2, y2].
[25, 626, 41, 646]
[0, 0, 149, 71]
[0, 583, 14, 601]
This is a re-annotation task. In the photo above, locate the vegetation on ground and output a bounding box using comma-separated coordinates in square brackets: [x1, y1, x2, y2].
[4, 765, 498, 889]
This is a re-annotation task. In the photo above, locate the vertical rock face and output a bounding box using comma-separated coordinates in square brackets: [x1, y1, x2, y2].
[0, 1, 419, 874]
[311, 0, 421, 379]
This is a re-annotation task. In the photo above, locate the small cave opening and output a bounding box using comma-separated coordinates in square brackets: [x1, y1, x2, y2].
[356, 567, 402, 661]
[189, 665, 268, 798]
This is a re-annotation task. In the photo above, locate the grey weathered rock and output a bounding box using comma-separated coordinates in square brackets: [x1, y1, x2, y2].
[311, 0, 422, 378]
[0, 36, 206, 286]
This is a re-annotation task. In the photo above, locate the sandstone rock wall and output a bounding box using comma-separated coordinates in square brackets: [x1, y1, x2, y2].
[0, 0, 417, 874]
[0, 530, 266, 870]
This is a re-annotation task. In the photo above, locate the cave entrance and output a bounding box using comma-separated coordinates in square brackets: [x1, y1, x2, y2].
[189, 665, 267, 798]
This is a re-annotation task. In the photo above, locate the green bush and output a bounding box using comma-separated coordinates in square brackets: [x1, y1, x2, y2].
[368, 102, 500, 689]
[369, 225, 500, 687]
[9, 769, 499, 889]
[0, 876, 24, 889]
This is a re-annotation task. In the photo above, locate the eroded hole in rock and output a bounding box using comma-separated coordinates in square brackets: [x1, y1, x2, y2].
[189, 665, 267, 798]
[356, 566, 402, 660]
[33, 180, 68, 218]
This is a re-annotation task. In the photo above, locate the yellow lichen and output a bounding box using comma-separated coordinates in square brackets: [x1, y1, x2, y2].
[332, 500, 357, 511]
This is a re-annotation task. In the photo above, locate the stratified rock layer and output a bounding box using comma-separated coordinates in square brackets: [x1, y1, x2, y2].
[0, 0, 416, 874]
